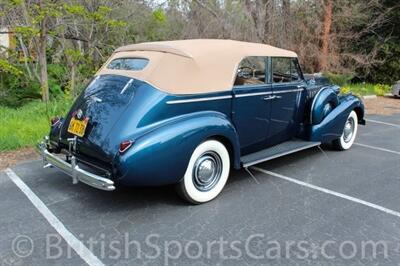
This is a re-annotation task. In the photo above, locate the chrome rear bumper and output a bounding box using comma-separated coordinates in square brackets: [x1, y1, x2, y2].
[37, 139, 115, 191]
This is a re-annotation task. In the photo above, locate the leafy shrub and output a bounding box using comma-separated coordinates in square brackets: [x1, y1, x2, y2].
[340, 86, 351, 94]
[324, 72, 354, 86]
[340, 83, 391, 96]
[0, 63, 71, 107]
[0, 59, 23, 76]
[48, 64, 68, 97]
[373, 84, 391, 96]
[75, 62, 97, 95]
[0, 66, 42, 107]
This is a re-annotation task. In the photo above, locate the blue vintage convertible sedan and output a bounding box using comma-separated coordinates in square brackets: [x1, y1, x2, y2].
[38, 39, 365, 203]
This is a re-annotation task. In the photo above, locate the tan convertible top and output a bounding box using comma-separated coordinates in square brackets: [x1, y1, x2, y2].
[96, 39, 297, 94]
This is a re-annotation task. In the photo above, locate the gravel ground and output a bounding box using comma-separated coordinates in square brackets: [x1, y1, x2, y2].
[364, 96, 400, 116]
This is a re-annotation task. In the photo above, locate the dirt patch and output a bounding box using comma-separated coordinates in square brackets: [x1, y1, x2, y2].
[0, 147, 39, 170]
[364, 96, 400, 116]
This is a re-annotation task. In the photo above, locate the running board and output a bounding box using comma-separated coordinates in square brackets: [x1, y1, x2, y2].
[241, 139, 321, 167]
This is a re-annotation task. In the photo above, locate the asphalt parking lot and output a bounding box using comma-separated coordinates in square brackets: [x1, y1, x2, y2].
[1, 113, 400, 265]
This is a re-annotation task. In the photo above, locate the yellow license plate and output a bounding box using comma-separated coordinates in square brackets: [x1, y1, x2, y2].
[68, 117, 88, 137]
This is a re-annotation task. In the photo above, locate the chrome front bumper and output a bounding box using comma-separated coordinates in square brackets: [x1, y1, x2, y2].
[37, 139, 115, 191]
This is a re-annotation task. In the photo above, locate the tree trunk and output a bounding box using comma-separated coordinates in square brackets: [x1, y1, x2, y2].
[262, 0, 270, 43]
[320, 0, 333, 71]
[282, 0, 291, 47]
[70, 63, 76, 97]
[39, 29, 49, 101]
[17, 36, 33, 79]
[38, 1, 49, 102]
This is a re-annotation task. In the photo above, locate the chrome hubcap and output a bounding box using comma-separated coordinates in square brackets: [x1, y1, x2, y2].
[193, 152, 222, 191]
[343, 117, 355, 143]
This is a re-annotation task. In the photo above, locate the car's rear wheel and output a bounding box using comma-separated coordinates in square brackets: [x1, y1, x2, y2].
[333, 110, 358, 150]
[177, 140, 230, 204]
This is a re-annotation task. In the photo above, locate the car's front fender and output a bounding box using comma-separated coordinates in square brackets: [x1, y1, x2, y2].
[114, 111, 241, 186]
[309, 94, 365, 143]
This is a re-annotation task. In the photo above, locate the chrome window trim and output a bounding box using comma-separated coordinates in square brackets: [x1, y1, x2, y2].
[233, 83, 269, 89]
[235, 91, 273, 98]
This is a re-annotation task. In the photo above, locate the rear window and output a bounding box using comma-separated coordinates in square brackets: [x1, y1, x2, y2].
[107, 58, 149, 71]
[84, 75, 135, 97]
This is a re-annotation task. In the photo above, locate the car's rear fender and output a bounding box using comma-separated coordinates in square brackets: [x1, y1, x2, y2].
[309, 94, 365, 143]
[114, 111, 241, 186]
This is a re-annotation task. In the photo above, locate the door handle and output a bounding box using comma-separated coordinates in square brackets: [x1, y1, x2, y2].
[263, 95, 282, 101]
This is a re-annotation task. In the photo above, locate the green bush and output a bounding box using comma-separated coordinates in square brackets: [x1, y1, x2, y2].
[0, 69, 42, 107]
[324, 72, 354, 86]
[0, 63, 72, 107]
[373, 84, 391, 96]
[340, 83, 391, 96]
[48, 64, 68, 97]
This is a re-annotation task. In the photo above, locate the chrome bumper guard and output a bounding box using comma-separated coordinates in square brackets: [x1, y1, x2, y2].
[37, 138, 115, 191]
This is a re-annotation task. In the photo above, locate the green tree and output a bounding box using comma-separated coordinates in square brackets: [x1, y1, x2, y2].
[5, 0, 63, 102]
[364, 0, 400, 83]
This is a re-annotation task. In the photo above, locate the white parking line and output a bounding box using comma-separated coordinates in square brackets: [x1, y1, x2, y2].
[354, 143, 400, 155]
[366, 119, 400, 128]
[4, 168, 104, 266]
[251, 166, 400, 219]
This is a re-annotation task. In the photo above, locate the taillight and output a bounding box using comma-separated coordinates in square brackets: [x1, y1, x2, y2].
[119, 140, 134, 154]
[51, 116, 60, 126]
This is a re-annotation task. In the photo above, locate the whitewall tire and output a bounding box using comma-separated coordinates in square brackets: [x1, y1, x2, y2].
[177, 140, 230, 204]
[333, 110, 358, 150]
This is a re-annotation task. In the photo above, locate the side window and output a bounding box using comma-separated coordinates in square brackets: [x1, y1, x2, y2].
[272, 57, 292, 83]
[291, 59, 302, 81]
[234, 56, 266, 86]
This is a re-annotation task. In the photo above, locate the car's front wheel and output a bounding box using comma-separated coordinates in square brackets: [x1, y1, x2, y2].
[177, 140, 230, 204]
[333, 110, 358, 150]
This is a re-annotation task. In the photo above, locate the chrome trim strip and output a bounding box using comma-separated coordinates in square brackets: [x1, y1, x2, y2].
[274, 88, 303, 94]
[235, 88, 302, 99]
[166, 88, 303, 104]
[310, 86, 328, 124]
[37, 140, 115, 191]
[235, 91, 272, 98]
[120, 78, 134, 94]
[166, 95, 232, 104]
